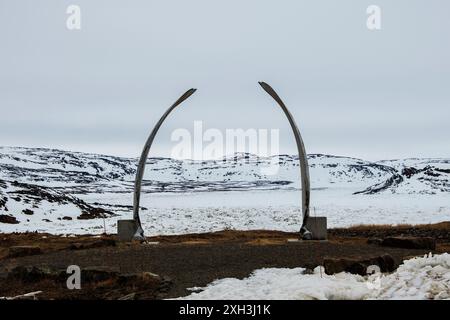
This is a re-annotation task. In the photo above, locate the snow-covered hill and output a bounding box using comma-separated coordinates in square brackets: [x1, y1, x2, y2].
[1, 146, 448, 195]
[0, 147, 392, 190]
[0, 146, 449, 234]
[0, 179, 114, 224]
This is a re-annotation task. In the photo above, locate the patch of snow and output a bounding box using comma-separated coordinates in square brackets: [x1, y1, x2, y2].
[177, 253, 450, 300]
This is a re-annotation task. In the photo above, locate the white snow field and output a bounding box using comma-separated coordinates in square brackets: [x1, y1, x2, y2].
[177, 253, 450, 300]
[1, 188, 449, 235]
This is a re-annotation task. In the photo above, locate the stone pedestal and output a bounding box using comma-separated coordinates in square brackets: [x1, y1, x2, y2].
[117, 219, 138, 242]
[306, 217, 327, 240]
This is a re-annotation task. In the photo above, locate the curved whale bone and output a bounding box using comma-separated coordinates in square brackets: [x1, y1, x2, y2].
[132, 88, 197, 240]
[258, 82, 312, 240]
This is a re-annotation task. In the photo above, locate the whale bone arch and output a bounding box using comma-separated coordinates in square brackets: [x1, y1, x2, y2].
[132, 83, 311, 240]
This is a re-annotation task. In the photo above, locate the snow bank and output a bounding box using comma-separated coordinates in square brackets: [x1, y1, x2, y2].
[178, 253, 450, 300]
[375, 253, 450, 299]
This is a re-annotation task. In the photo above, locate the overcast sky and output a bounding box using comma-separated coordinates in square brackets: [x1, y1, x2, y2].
[0, 0, 449, 160]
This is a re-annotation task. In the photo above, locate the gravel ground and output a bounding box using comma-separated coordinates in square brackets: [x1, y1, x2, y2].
[1, 226, 448, 299]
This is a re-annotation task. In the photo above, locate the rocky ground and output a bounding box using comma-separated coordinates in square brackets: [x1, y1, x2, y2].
[0, 222, 449, 300]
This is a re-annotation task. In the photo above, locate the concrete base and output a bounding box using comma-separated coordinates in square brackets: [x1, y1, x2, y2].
[117, 219, 138, 242]
[305, 217, 327, 240]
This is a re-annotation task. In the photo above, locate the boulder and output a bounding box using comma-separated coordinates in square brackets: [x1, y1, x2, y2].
[8, 246, 42, 258]
[82, 266, 120, 282]
[22, 209, 34, 215]
[0, 214, 19, 224]
[323, 254, 396, 275]
[7, 266, 58, 283]
[381, 237, 436, 250]
[68, 239, 116, 250]
[367, 238, 382, 245]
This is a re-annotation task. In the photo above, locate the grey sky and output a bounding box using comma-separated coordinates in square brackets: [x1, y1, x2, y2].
[0, 0, 449, 160]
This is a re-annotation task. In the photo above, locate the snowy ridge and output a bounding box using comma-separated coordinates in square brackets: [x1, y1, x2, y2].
[0, 147, 448, 195]
[0, 146, 449, 234]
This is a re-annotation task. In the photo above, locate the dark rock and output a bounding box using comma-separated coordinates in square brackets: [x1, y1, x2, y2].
[156, 275, 173, 294]
[0, 214, 19, 224]
[367, 238, 382, 245]
[22, 209, 34, 215]
[402, 167, 420, 178]
[62, 216, 72, 220]
[381, 236, 436, 250]
[82, 266, 120, 282]
[7, 266, 58, 283]
[302, 268, 315, 275]
[354, 174, 404, 195]
[8, 246, 42, 258]
[323, 254, 396, 276]
[68, 238, 116, 250]
[77, 207, 110, 220]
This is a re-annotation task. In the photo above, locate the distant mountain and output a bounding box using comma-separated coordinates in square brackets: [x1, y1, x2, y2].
[0, 146, 449, 225]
